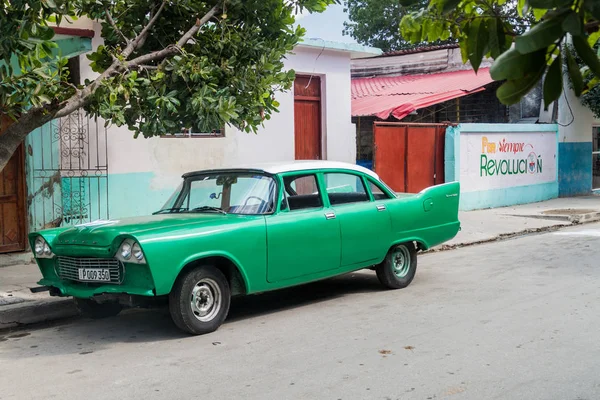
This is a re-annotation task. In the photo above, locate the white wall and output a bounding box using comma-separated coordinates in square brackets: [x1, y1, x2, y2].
[80, 22, 356, 192]
[557, 85, 597, 143]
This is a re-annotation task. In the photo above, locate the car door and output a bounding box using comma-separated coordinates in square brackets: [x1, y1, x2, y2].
[323, 172, 392, 267]
[265, 173, 341, 283]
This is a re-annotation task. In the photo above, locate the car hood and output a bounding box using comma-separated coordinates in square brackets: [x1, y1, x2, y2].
[53, 213, 245, 247]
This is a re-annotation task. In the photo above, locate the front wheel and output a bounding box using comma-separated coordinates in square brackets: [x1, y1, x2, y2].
[376, 242, 417, 289]
[169, 265, 231, 335]
[74, 298, 123, 319]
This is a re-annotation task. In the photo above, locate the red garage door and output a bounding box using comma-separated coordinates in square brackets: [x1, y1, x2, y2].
[373, 122, 446, 193]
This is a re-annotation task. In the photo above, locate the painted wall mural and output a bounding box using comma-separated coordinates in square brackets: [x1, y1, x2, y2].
[460, 131, 557, 192]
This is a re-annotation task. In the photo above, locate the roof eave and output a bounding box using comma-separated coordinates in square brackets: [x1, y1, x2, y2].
[297, 38, 382, 59]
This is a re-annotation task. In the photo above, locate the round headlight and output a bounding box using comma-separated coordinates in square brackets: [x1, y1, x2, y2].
[121, 242, 132, 259]
[34, 237, 45, 255]
[43, 243, 52, 255]
[132, 243, 144, 261]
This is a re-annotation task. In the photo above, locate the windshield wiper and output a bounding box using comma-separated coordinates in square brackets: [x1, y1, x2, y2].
[152, 207, 189, 215]
[188, 206, 227, 214]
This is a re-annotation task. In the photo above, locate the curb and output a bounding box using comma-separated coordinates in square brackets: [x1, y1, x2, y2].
[425, 213, 600, 254]
[504, 211, 600, 224]
[424, 223, 568, 254]
[0, 253, 35, 269]
[0, 298, 79, 331]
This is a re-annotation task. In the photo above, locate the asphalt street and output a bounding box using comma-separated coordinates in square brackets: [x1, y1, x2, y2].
[2, 222, 600, 400]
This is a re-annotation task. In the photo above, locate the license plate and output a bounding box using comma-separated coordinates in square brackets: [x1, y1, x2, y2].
[78, 268, 111, 282]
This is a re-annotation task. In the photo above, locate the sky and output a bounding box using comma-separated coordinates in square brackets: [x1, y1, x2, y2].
[294, 4, 359, 45]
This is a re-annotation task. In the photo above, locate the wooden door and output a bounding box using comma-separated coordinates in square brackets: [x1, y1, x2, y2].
[0, 118, 27, 253]
[374, 122, 446, 193]
[294, 75, 322, 160]
[373, 125, 407, 192]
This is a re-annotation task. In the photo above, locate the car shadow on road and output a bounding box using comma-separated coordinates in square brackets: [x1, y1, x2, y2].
[227, 270, 383, 323]
[0, 271, 385, 358]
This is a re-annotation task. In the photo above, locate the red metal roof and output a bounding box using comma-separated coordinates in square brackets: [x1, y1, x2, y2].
[351, 68, 494, 120]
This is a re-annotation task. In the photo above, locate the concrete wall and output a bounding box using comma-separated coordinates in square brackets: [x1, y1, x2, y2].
[78, 22, 357, 218]
[446, 123, 559, 211]
[557, 85, 599, 196]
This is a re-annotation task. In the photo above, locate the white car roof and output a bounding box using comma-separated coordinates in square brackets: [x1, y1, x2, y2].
[189, 160, 381, 181]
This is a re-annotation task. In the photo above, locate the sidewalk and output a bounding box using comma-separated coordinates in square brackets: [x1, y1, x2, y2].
[2, 195, 600, 330]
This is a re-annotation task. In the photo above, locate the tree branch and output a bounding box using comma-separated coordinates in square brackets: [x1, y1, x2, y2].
[152, 4, 221, 69]
[121, 1, 167, 58]
[38, 3, 219, 124]
[585, 20, 600, 33]
[127, 46, 179, 67]
[105, 8, 129, 44]
[177, 4, 220, 47]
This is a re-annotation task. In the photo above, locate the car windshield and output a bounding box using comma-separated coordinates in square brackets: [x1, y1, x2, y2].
[155, 172, 277, 215]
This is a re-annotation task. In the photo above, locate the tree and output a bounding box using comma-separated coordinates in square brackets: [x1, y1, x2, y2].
[342, 0, 453, 52]
[398, 0, 600, 108]
[342, 0, 529, 53]
[576, 42, 600, 118]
[0, 0, 337, 172]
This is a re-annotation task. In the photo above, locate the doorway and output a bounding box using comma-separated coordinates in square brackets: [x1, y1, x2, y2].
[0, 117, 27, 253]
[294, 75, 322, 160]
[593, 126, 600, 190]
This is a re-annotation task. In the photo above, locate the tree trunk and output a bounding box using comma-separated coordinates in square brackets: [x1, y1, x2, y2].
[0, 109, 56, 172]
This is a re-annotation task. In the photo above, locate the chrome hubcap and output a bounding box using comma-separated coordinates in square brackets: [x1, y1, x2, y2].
[190, 278, 222, 322]
[392, 246, 411, 278]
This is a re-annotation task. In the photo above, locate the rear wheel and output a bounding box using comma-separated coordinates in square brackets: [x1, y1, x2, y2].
[376, 242, 417, 289]
[74, 298, 123, 319]
[169, 265, 231, 335]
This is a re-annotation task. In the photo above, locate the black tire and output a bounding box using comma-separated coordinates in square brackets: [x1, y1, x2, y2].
[375, 242, 418, 289]
[74, 298, 123, 319]
[169, 265, 231, 335]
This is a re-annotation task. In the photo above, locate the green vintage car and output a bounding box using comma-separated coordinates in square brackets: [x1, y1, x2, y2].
[30, 161, 460, 335]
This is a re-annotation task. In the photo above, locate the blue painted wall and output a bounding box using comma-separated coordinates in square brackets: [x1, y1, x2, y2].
[445, 123, 560, 211]
[107, 172, 177, 219]
[25, 120, 62, 231]
[558, 142, 592, 197]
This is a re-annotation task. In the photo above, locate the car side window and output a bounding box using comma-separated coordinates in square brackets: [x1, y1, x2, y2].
[368, 179, 393, 200]
[323, 173, 369, 206]
[282, 174, 323, 211]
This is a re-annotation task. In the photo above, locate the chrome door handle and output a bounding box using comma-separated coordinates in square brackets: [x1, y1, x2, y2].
[325, 212, 336, 220]
[376, 204, 386, 211]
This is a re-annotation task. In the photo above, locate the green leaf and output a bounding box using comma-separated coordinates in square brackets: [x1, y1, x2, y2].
[529, 0, 573, 7]
[532, 8, 547, 21]
[497, 66, 546, 105]
[588, 31, 600, 48]
[487, 18, 500, 59]
[490, 47, 546, 80]
[515, 14, 566, 54]
[573, 35, 600, 79]
[543, 53, 562, 109]
[561, 11, 582, 36]
[584, 0, 600, 21]
[440, 0, 462, 14]
[458, 37, 469, 64]
[517, 0, 527, 17]
[566, 46, 584, 96]
[467, 19, 488, 73]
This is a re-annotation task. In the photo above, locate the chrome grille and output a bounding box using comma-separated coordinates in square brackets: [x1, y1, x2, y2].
[56, 256, 123, 284]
